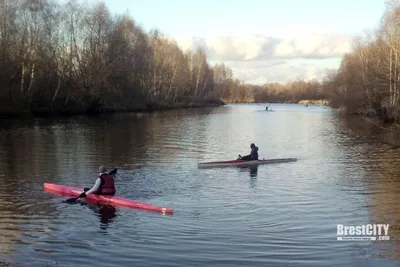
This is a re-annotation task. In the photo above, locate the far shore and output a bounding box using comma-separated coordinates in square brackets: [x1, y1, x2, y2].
[0, 99, 334, 120]
[298, 99, 329, 105]
[221, 99, 329, 105]
[0, 99, 226, 119]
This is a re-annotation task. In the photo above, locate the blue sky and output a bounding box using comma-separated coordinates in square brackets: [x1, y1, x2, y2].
[86, 0, 387, 84]
[95, 0, 384, 37]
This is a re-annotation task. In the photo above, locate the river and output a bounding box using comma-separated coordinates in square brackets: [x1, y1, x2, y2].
[0, 103, 399, 267]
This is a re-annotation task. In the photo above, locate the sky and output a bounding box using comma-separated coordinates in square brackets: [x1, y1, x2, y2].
[85, 0, 386, 84]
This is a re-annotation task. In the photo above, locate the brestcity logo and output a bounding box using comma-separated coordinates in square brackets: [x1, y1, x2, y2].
[337, 224, 390, 241]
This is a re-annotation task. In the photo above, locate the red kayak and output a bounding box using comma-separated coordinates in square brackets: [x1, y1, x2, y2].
[197, 158, 297, 168]
[43, 183, 174, 215]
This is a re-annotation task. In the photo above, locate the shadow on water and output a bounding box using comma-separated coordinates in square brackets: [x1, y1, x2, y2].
[64, 200, 118, 230]
[237, 165, 258, 177]
[237, 166, 258, 188]
[248, 165, 258, 177]
[86, 204, 117, 230]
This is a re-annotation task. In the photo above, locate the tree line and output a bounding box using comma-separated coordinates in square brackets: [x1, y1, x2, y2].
[7, 0, 395, 118]
[227, 0, 400, 125]
[0, 0, 333, 117]
[319, 0, 400, 123]
[0, 0, 226, 116]
[220, 79, 326, 103]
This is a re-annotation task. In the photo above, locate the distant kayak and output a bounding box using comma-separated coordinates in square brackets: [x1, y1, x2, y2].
[44, 183, 174, 215]
[197, 158, 297, 168]
[255, 109, 275, 112]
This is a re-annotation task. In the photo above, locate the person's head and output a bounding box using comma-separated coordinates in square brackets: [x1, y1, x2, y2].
[98, 165, 107, 173]
[250, 143, 255, 149]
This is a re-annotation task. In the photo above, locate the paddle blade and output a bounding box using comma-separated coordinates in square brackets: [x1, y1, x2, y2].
[64, 197, 79, 203]
[109, 168, 118, 176]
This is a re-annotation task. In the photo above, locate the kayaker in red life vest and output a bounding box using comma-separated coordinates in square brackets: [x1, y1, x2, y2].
[238, 143, 259, 160]
[79, 166, 116, 198]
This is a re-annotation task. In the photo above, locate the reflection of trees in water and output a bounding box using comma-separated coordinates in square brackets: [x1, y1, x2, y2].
[362, 154, 400, 260]
[0, 110, 215, 255]
[0, 107, 219, 185]
[143, 108, 214, 160]
[0, 194, 59, 255]
[336, 113, 400, 153]
[334, 114, 400, 260]
[0, 122, 61, 255]
[0, 115, 153, 180]
[0, 116, 133, 255]
[0, 197, 22, 255]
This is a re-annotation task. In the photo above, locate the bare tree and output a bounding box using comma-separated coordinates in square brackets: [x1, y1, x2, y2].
[0, 0, 235, 116]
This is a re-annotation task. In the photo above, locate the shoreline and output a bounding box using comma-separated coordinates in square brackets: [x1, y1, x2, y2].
[222, 99, 329, 105]
[0, 99, 333, 120]
[0, 99, 226, 119]
[334, 106, 396, 124]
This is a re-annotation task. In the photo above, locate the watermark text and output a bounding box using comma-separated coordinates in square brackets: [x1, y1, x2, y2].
[337, 224, 390, 241]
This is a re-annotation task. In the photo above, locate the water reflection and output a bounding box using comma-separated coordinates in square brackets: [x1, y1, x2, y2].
[237, 165, 258, 177]
[237, 165, 258, 189]
[248, 166, 258, 177]
[86, 204, 117, 231]
[66, 201, 118, 231]
[3, 104, 400, 266]
[330, 113, 400, 260]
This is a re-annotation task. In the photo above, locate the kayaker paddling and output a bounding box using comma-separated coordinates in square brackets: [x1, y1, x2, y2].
[44, 183, 174, 214]
[238, 143, 259, 160]
[78, 166, 117, 198]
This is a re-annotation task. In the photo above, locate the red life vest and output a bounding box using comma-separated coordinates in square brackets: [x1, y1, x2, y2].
[97, 173, 116, 195]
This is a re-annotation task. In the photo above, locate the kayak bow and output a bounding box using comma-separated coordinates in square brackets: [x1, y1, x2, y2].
[197, 158, 297, 168]
[43, 183, 173, 215]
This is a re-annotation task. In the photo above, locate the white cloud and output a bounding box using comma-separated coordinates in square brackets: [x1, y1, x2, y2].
[174, 34, 354, 61]
[172, 33, 354, 84]
[228, 61, 331, 84]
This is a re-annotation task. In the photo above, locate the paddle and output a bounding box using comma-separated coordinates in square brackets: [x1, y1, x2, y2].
[65, 168, 118, 203]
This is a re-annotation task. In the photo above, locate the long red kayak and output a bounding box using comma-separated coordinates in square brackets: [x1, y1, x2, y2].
[43, 183, 173, 215]
[197, 158, 297, 168]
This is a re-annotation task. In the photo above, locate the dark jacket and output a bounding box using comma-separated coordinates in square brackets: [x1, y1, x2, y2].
[250, 146, 259, 160]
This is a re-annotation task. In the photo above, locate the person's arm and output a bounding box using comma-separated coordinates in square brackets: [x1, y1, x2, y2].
[85, 178, 101, 195]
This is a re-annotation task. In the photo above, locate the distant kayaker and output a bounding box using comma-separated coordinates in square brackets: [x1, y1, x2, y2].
[78, 166, 116, 198]
[238, 143, 259, 160]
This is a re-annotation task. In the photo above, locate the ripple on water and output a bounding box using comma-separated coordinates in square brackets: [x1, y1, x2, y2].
[0, 104, 400, 267]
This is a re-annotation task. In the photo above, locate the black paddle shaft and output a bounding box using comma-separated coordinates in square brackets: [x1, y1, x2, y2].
[108, 168, 118, 176]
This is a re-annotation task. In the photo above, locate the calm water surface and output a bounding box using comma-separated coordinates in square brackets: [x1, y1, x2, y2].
[0, 103, 400, 266]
